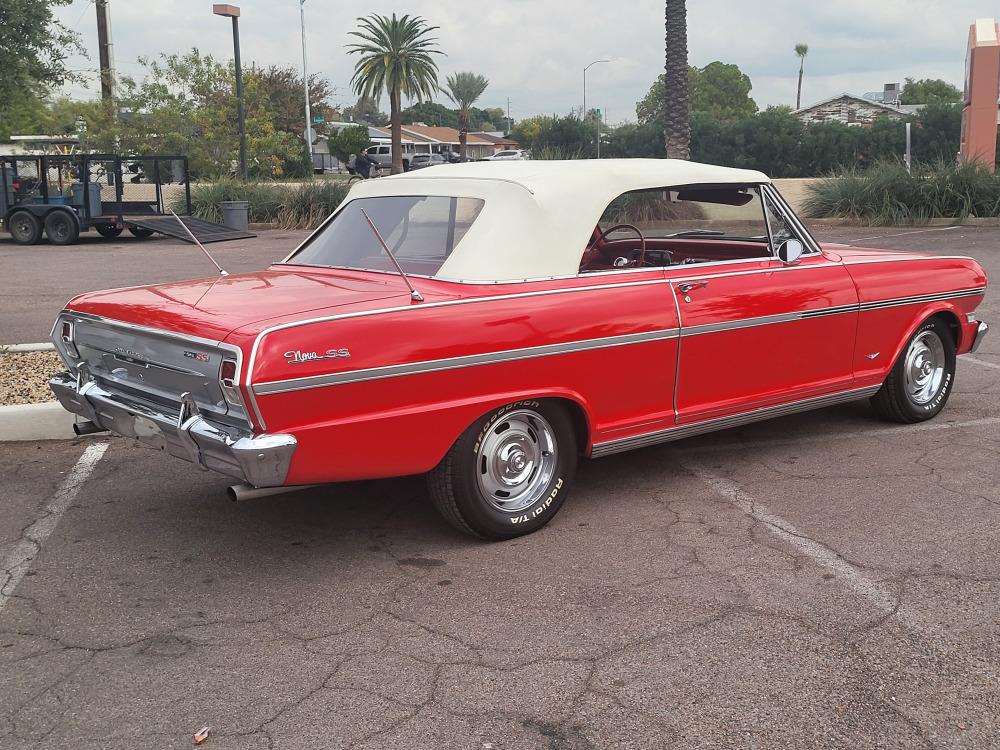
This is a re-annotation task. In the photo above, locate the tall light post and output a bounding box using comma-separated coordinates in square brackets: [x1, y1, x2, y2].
[583, 59, 609, 159]
[299, 0, 313, 171]
[213, 4, 248, 180]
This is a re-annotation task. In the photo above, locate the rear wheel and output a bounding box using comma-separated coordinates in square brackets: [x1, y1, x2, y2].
[43, 211, 80, 245]
[95, 223, 123, 238]
[871, 317, 956, 423]
[8, 210, 41, 245]
[128, 225, 156, 238]
[428, 400, 578, 539]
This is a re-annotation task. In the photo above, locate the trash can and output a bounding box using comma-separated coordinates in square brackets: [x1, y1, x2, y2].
[71, 182, 102, 217]
[220, 200, 250, 231]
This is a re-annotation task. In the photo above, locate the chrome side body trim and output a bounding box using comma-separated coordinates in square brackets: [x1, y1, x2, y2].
[250, 287, 987, 395]
[858, 288, 985, 311]
[253, 328, 681, 395]
[591, 385, 882, 457]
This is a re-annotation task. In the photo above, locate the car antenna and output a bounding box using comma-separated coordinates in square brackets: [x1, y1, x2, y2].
[168, 210, 229, 276]
[359, 207, 424, 302]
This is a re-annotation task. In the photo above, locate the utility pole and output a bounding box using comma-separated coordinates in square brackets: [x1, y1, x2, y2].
[95, 0, 115, 101]
[300, 0, 314, 170]
[507, 97, 511, 135]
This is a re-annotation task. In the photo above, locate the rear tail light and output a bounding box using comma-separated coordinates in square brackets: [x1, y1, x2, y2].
[219, 359, 237, 388]
[219, 357, 246, 409]
[60, 320, 79, 358]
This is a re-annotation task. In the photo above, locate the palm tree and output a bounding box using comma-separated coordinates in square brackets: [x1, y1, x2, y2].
[795, 43, 809, 110]
[444, 72, 489, 161]
[663, 0, 689, 159]
[347, 13, 442, 174]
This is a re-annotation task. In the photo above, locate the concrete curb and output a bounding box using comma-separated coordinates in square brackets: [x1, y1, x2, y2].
[1, 342, 56, 353]
[0, 401, 78, 442]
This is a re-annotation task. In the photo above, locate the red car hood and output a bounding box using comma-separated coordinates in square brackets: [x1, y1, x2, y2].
[66, 267, 412, 340]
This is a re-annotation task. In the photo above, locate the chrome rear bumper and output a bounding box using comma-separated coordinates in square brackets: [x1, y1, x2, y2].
[49, 371, 295, 487]
[971, 321, 989, 353]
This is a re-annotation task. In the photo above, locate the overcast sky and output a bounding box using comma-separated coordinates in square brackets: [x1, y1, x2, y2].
[54, 0, 1000, 125]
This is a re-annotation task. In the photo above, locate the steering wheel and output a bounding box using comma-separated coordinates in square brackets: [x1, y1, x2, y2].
[600, 224, 648, 267]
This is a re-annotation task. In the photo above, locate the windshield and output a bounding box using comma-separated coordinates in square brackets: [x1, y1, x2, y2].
[600, 186, 768, 243]
[286, 196, 485, 276]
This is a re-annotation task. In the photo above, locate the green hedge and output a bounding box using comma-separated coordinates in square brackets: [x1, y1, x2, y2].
[803, 161, 1000, 224]
[176, 178, 350, 229]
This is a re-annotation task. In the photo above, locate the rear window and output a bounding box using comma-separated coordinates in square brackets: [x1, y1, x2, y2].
[286, 196, 485, 276]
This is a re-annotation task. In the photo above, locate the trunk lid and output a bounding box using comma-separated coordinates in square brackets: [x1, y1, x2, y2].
[67, 268, 411, 340]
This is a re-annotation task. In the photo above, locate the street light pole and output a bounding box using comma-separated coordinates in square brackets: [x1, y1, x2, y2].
[213, 4, 248, 180]
[300, 0, 313, 171]
[583, 59, 609, 158]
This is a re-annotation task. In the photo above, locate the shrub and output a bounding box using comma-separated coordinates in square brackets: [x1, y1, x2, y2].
[803, 160, 1000, 224]
[178, 178, 349, 229]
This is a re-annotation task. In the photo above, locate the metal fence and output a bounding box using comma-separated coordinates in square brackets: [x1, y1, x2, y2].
[0, 154, 190, 223]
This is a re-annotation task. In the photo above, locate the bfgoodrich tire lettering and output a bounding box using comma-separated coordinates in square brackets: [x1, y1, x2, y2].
[871, 317, 956, 424]
[428, 400, 578, 539]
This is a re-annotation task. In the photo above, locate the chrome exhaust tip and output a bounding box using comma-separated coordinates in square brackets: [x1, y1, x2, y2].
[227, 483, 317, 502]
[73, 420, 108, 436]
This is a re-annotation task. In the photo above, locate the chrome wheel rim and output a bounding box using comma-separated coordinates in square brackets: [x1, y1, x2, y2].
[904, 330, 946, 405]
[476, 409, 557, 513]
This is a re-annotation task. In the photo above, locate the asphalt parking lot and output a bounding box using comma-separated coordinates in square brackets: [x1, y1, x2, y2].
[1, 225, 998, 748]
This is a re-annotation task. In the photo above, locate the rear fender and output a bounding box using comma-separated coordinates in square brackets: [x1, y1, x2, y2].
[276, 386, 594, 485]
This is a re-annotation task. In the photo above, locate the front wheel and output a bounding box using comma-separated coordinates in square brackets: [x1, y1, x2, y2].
[428, 400, 578, 539]
[871, 317, 956, 423]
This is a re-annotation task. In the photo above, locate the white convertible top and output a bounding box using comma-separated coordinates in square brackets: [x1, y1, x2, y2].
[343, 159, 771, 281]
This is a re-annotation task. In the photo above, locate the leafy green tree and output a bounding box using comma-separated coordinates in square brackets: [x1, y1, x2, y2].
[343, 96, 386, 125]
[444, 72, 489, 161]
[511, 116, 546, 149]
[245, 64, 338, 136]
[529, 115, 590, 158]
[401, 101, 458, 127]
[663, 0, 690, 158]
[347, 13, 442, 174]
[639, 62, 757, 125]
[326, 125, 371, 163]
[794, 44, 808, 109]
[900, 78, 962, 105]
[0, 0, 83, 105]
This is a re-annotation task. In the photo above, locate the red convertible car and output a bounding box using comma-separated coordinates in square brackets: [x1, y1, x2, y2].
[50, 160, 989, 539]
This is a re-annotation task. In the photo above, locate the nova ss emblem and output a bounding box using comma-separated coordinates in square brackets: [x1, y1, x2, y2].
[114, 346, 141, 358]
[285, 348, 351, 364]
[184, 350, 211, 362]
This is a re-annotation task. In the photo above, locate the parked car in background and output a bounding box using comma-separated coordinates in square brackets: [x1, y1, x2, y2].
[485, 149, 530, 161]
[50, 160, 988, 540]
[365, 144, 410, 171]
[409, 153, 448, 170]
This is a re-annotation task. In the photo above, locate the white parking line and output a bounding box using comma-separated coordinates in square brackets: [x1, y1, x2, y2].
[965, 356, 1000, 371]
[844, 226, 962, 244]
[0, 442, 108, 615]
[683, 462, 925, 633]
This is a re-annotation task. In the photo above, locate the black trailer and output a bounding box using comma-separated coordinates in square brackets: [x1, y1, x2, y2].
[0, 154, 253, 246]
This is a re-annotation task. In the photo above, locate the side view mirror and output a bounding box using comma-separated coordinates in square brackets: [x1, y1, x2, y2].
[777, 238, 803, 265]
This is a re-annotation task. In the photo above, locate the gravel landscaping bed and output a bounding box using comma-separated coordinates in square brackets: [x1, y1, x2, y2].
[0, 350, 64, 405]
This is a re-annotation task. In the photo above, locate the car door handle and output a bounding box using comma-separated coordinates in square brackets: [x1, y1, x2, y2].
[677, 281, 708, 294]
